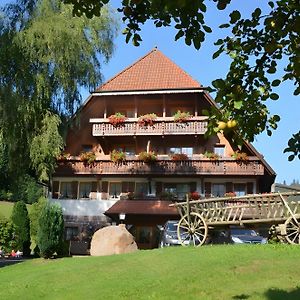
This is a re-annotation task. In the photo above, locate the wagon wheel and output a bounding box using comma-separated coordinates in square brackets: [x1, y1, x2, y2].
[177, 212, 207, 247]
[284, 215, 300, 245]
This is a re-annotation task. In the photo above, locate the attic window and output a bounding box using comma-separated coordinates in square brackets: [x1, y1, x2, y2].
[82, 144, 93, 152]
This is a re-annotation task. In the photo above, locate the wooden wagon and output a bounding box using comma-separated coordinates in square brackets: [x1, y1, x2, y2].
[171, 192, 300, 246]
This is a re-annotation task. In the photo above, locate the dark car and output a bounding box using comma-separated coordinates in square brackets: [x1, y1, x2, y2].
[213, 228, 267, 244]
[159, 220, 193, 247]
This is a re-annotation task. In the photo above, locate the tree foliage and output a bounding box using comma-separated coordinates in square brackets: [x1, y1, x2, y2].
[0, 0, 118, 182]
[65, 0, 300, 160]
[37, 202, 64, 258]
[11, 201, 31, 255]
[0, 216, 16, 253]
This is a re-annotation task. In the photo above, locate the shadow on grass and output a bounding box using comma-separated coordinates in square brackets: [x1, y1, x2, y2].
[264, 287, 300, 300]
[232, 294, 250, 299]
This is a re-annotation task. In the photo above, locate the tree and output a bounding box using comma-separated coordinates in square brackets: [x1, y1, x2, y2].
[0, 216, 16, 254]
[11, 201, 31, 256]
[65, 0, 300, 160]
[37, 202, 64, 258]
[0, 0, 118, 183]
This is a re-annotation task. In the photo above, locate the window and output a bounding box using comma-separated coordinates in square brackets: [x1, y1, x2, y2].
[164, 183, 190, 200]
[109, 182, 122, 198]
[116, 146, 135, 156]
[212, 184, 225, 197]
[136, 182, 148, 197]
[65, 227, 79, 241]
[214, 146, 225, 157]
[60, 182, 72, 199]
[169, 147, 193, 157]
[79, 182, 92, 198]
[234, 183, 246, 196]
[119, 109, 135, 118]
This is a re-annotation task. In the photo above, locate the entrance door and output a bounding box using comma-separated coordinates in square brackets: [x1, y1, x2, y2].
[130, 226, 160, 249]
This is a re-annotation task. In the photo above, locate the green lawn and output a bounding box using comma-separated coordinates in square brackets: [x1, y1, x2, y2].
[0, 201, 32, 219]
[1, 245, 300, 299]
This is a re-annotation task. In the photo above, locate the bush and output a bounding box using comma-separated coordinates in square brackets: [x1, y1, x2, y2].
[37, 203, 64, 258]
[29, 196, 48, 246]
[0, 216, 16, 254]
[11, 201, 31, 256]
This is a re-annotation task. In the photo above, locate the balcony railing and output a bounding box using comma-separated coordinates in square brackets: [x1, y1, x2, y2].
[90, 117, 208, 136]
[55, 157, 264, 176]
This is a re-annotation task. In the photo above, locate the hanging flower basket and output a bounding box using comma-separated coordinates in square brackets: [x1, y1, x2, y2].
[173, 110, 192, 123]
[108, 113, 127, 127]
[231, 151, 249, 164]
[138, 151, 157, 163]
[111, 149, 126, 163]
[204, 151, 219, 161]
[171, 153, 189, 161]
[80, 151, 96, 165]
[138, 113, 157, 127]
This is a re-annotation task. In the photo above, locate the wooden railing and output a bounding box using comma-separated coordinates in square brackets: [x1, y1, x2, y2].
[55, 158, 264, 176]
[91, 117, 208, 136]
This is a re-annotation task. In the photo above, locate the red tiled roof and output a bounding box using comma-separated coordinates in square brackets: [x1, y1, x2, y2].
[97, 48, 201, 92]
[105, 200, 179, 216]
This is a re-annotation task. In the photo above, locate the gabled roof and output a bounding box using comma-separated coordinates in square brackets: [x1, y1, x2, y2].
[96, 48, 201, 92]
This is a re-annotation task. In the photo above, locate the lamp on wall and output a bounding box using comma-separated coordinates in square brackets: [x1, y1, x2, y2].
[119, 212, 126, 224]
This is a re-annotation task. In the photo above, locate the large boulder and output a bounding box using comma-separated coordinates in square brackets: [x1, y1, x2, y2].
[90, 224, 138, 256]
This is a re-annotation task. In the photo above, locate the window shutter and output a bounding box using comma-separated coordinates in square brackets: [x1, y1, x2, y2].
[247, 182, 254, 194]
[102, 181, 108, 193]
[226, 182, 233, 193]
[71, 181, 78, 199]
[122, 182, 129, 193]
[190, 182, 197, 192]
[91, 182, 97, 192]
[52, 181, 59, 199]
[156, 182, 162, 195]
[204, 182, 211, 195]
[128, 182, 135, 192]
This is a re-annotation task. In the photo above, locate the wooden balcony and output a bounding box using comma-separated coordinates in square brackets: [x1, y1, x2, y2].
[55, 157, 264, 176]
[90, 117, 208, 136]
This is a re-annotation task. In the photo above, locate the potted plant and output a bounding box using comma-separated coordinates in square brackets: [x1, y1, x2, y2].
[173, 110, 192, 123]
[231, 151, 249, 164]
[80, 151, 96, 165]
[171, 153, 189, 161]
[108, 112, 127, 127]
[57, 152, 71, 160]
[204, 151, 219, 161]
[138, 113, 157, 127]
[111, 149, 126, 163]
[138, 151, 157, 163]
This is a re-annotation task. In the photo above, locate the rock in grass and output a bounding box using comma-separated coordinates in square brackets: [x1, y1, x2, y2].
[90, 224, 138, 256]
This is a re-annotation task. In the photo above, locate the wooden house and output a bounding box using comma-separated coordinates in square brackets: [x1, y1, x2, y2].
[51, 48, 275, 249]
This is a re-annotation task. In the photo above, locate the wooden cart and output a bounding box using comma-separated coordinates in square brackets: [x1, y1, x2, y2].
[171, 192, 300, 246]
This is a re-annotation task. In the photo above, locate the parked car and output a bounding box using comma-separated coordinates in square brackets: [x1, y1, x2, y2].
[159, 220, 196, 247]
[213, 228, 267, 244]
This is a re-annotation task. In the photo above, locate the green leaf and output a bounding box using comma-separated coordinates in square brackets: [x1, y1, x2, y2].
[212, 47, 223, 59]
[288, 155, 295, 161]
[175, 30, 184, 41]
[212, 79, 225, 89]
[252, 8, 261, 18]
[271, 79, 281, 87]
[234, 101, 243, 109]
[270, 93, 279, 100]
[219, 23, 230, 28]
[229, 10, 241, 24]
[214, 39, 223, 46]
[273, 115, 280, 122]
[203, 25, 212, 33]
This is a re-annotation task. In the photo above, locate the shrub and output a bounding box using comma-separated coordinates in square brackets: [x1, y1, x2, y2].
[37, 203, 64, 258]
[171, 153, 189, 161]
[138, 113, 157, 127]
[111, 149, 126, 163]
[173, 110, 192, 123]
[138, 151, 157, 163]
[0, 216, 16, 254]
[108, 112, 127, 126]
[11, 201, 31, 255]
[29, 196, 47, 246]
[80, 151, 96, 165]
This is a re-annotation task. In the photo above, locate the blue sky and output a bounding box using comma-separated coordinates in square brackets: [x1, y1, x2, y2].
[97, 0, 299, 185]
[2, 0, 299, 184]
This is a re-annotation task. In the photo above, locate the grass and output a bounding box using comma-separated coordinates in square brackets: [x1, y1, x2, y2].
[1, 245, 300, 299]
[0, 201, 32, 219]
